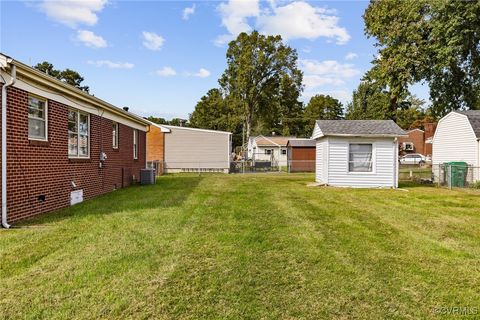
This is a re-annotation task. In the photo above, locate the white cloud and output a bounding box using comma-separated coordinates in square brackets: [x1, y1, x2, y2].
[192, 68, 211, 78]
[39, 0, 107, 28]
[215, 0, 259, 46]
[345, 52, 358, 60]
[303, 75, 345, 88]
[156, 66, 177, 77]
[215, 0, 350, 46]
[88, 60, 134, 69]
[300, 59, 360, 79]
[257, 2, 350, 44]
[76, 30, 107, 48]
[300, 59, 359, 102]
[142, 31, 165, 51]
[182, 4, 196, 20]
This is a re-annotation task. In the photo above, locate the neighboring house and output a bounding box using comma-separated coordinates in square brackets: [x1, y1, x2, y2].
[146, 124, 232, 173]
[145, 120, 170, 175]
[247, 135, 294, 167]
[286, 138, 316, 172]
[0, 54, 150, 226]
[432, 111, 480, 180]
[398, 123, 437, 156]
[312, 120, 406, 188]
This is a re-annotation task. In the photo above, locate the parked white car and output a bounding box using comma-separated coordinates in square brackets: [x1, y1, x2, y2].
[399, 153, 428, 166]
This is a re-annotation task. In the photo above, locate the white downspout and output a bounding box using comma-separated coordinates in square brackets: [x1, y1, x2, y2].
[2, 64, 16, 228]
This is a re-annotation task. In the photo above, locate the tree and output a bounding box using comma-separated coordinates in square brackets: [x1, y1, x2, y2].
[363, 0, 480, 118]
[345, 81, 391, 120]
[189, 89, 243, 146]
[34, 61, 90, 92]
[145, 116, 168, 125]
[219, 31, 303, 142]
[304, 94, 343, 136]
[346, 81, 431, 130]
[189, 89, 227, 130]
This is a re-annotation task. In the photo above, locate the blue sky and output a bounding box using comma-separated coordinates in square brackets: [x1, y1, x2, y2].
[1, 0, 429, 119]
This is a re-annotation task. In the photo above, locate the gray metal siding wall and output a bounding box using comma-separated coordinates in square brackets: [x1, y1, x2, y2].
[164, 127, 230, 171]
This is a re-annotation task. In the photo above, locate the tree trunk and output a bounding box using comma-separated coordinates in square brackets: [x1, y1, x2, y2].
[390, 93, 398, 122]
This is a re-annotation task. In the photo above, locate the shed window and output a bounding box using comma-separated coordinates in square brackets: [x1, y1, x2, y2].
[265, 149, 272, 155]
[133, 129, 138, 159]
[349, 144, 373, 172]
[112, 122, 119, 149]
[68, 109, 89, 158]
[28, 95, 47, 140]
[281, 149, 287, 155]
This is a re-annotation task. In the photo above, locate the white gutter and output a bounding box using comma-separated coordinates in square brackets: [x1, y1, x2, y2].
[1, 63, 15, 228]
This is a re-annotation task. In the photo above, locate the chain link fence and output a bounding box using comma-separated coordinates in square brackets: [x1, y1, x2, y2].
[400, 163, 480, 189]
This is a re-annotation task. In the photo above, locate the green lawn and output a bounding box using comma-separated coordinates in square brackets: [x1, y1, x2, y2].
[1, 174, 479, 319]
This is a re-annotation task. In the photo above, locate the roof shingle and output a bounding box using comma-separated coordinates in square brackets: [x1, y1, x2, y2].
[454, 110, 480, 138]
[287, 139, 316, 147]
[315, 120, 406, 137]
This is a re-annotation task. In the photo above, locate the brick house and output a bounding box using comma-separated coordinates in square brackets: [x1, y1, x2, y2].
[398, 123, 437, 156]
[0, 54, 150, 226]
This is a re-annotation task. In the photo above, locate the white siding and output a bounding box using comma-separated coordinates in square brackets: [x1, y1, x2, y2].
[315, 139, 327, 183]
[311, 123, 322, 139]
[164, 127, 231, 172]
[326, 137, 397, 188]
[432, 112, 478, 167]
[315, 140, 323, 182]
[254, 146, 288, 166]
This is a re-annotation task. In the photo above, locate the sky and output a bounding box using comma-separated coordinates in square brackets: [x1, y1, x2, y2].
[1, 0, 429, 120]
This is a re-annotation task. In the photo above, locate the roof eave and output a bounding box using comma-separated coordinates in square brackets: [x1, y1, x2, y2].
[5, 55, 150, 127]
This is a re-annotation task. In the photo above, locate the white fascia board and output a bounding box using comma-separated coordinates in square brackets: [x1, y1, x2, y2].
[162, 125, 232, 135]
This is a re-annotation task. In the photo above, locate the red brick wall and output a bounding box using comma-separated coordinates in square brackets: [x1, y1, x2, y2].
[0, 85, 146, 223]
[399, 130, 425, 155]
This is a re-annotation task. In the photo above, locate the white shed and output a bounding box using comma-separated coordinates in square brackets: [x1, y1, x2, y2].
[432, 111, 480, 180]
[312, 120, 406, 188]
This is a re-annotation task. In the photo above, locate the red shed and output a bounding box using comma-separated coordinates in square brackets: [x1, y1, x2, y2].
[287, 139, 316, 172]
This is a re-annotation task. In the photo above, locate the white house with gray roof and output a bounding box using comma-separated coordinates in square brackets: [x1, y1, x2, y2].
[432, 111, 480, 181]
[311, 120, 406, 188]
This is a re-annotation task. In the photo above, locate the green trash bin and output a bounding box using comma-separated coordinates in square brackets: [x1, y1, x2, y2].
[445, 162, 468, 187]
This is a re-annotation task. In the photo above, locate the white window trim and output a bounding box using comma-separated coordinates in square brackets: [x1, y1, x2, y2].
[68, 109, 90, 159]
[112, 122, 119, 149]
[347, 142, 376, 174]
[28, 94, 48, 141]
[133, 129, 138, 159]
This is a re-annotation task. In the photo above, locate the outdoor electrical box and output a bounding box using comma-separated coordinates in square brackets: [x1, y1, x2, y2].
[140, 168, 155, 185]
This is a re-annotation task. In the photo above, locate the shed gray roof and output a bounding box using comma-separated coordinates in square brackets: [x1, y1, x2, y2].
[287, 139, 316, 147]
[454, 110, 480, 138]
[315, 120, 406, 137]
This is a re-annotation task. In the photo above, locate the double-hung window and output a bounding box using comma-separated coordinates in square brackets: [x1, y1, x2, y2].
[28, 95, 47, 140]
[112, 122, 119, 149]
[349, 144, 373, 172]
[133, 129, 138, 159]
[68, 109, 89, 158]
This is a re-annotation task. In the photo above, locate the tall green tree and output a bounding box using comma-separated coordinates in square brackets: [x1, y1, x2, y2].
[345, 81, 391, 120]
[189, 88, 243, 146]
[363, 0, 480, 118]
[219, 31, 303, 142]
[34, 61, 90, 92]
[303, 95, 343, 136]
[346, 81, 430, 130]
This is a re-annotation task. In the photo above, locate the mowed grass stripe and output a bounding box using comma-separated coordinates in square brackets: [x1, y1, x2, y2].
[0, 174, 479, 319]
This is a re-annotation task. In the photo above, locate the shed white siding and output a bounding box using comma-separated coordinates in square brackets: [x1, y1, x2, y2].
[316, 137, 398, 188]
[164, 126, 231, 173]
[432, 112, 479, 167]
[315, 139, 328, 183]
